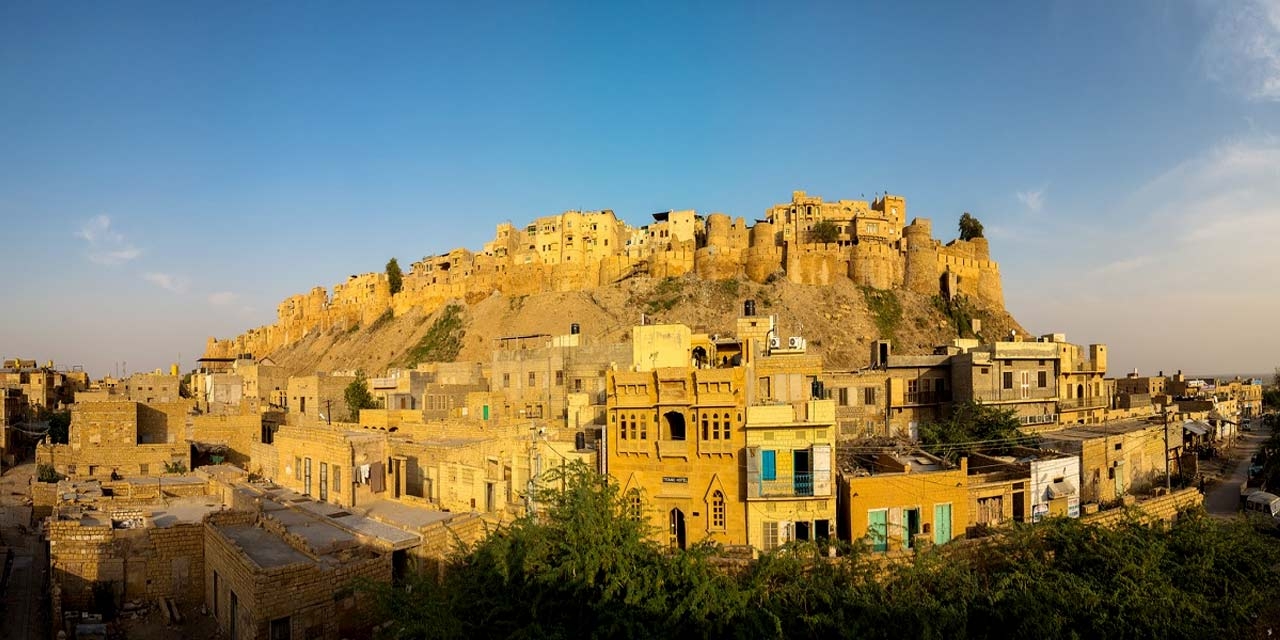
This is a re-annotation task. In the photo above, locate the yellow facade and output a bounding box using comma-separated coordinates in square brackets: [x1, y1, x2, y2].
[744, 399, 836, 549]
[606, 365, 747, 549]
[839, 454, 969, 552]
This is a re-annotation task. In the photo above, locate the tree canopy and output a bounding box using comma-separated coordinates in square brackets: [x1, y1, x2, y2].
[386, 257, 403, 295]
[809, 220, 840, 244]
[344, 370, 378, 421]
[958, 212, 984, 240]
[47, 410, 70, 444]
[368, 461, 1280, 640]
[918, 400, 1025, 460]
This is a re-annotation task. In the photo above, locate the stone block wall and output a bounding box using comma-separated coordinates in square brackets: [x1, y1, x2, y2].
[204, 510, 391, 640]
[1080, 487, 1203, 527]
[47, 515, 205, 610]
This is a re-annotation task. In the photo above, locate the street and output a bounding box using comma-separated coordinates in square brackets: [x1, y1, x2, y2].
[1204, 421, 1272, 516]
[0, 462, 46, 640]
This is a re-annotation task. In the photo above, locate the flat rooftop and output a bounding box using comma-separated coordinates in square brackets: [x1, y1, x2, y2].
[220, 523, 312, 569]
[1042, 419, 1171, 441]
[150, 496, 224, 527]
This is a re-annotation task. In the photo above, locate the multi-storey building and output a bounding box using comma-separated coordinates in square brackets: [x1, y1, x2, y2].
[744, 341, 836, 548]
[606, 326, 747, 549]
[606, 313, 837, 552]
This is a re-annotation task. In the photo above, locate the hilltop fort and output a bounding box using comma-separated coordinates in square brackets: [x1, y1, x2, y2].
[203, 190, 1007, 365]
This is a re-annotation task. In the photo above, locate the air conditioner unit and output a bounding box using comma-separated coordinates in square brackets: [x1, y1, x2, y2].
[769, 336, 781, 349]
[788, 336, 805, 349]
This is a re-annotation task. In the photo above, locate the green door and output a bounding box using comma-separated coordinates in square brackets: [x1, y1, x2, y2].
[868, 509, 888, 552]
[934, 503, 952, 545]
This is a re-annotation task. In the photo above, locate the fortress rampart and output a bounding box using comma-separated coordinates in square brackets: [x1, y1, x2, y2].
[203, 190, 1004, 359]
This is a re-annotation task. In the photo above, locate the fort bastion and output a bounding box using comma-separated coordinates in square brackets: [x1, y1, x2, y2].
[203, 190, 1003, 359]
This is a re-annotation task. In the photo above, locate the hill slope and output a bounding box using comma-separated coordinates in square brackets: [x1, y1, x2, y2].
[263, 275, 1026, 376]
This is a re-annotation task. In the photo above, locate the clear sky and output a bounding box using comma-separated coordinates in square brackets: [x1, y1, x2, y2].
[1, 1, 1277, 379]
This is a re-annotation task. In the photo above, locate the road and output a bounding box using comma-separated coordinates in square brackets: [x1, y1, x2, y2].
[0, 462, 46, 640]
[1204, 422, 1271, 516]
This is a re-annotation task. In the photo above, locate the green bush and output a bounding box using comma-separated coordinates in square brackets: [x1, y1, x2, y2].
[862, 287, 901, 340]
[368, 462, 1280, 640]
[37, 463, 61, 483]
[402, 304, 466, 367]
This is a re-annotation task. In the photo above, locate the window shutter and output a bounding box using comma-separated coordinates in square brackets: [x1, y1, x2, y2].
[812, 445, 832, 496]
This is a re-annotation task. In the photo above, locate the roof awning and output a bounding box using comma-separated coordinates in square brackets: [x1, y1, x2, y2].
[1048, 480, 1077, 499]
[1183, 421, 1210, 436]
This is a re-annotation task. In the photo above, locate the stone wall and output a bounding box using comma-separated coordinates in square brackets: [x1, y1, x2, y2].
[48, 515, 205, 609]
[203, 510, 391, 640]
[1080, 487, 1203, 527]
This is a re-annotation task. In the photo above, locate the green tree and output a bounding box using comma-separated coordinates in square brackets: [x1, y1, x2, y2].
[344, 370, 377, 421]
[809, 220, 840, 244]
[386, 257, 403, 295]
[958, 212, 984, 240]
[47, 410, 70, 444]
[918, 400, 1025, 461]
[367, 460, 1280, 640]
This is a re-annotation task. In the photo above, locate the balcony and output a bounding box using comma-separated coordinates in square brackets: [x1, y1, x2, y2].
[904, 390, 952, 406]
[698, 440, 736, 455]
[657, 439, 690, 459]
[1058, 396, 1108, 411]
[748, 472, 831, 499]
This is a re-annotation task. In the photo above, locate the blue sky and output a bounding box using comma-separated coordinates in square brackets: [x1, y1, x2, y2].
[2, 1, 1278, 378]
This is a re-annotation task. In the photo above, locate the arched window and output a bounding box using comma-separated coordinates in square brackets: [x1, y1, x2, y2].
[720, 413, 732, 440]
[711, 491, 726, 530]
[619, 414, 628, 440]
[700, 413, 709, 440]
[664, 411, 686, 441]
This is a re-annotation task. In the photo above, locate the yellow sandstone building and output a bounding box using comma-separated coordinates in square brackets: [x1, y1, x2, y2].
[605, 309, 836, 552]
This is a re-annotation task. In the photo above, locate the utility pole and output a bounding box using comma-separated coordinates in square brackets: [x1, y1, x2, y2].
[1163, 408, 1172, 491]
[324, 399, 332, 425]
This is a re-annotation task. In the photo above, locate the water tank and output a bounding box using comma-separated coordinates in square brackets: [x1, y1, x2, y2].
[574, 432, 586, 451]
[570, 323, 580, 335]
[744, 300, 756, 317]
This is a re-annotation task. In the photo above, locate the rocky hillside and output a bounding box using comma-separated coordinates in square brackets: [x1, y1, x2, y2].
[263, 275, 1026, 376]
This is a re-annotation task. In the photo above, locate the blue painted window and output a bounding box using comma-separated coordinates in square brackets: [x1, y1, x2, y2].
[761, 450, 776, 481]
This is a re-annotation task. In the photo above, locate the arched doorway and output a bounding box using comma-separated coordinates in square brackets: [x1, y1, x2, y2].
[691, 346, 708, 369]
[663, 410, 686, 441]
[669, 508, 687, 550]
[1077, 384, 1084, 400]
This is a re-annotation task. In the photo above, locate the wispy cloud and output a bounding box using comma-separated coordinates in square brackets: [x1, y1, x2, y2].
[207, 291, 238, 306]
[1089, 255, 1151, 276]
[1016, 188, 1046, 213]
[1201, 0, 1280, 101]
[77, 215, 141, 265]
[142, 272, 190, 294]
[1008, 134, 1280, 374]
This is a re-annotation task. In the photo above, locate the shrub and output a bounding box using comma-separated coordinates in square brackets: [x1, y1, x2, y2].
[402, 304, 466, 367]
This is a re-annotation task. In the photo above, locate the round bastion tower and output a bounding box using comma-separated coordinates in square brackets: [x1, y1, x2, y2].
[902, 218, 939, 296]
[745, 221, 781, 283]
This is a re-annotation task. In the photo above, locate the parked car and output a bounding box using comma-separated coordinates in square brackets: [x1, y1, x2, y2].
[1244, 491, 1280, 521]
